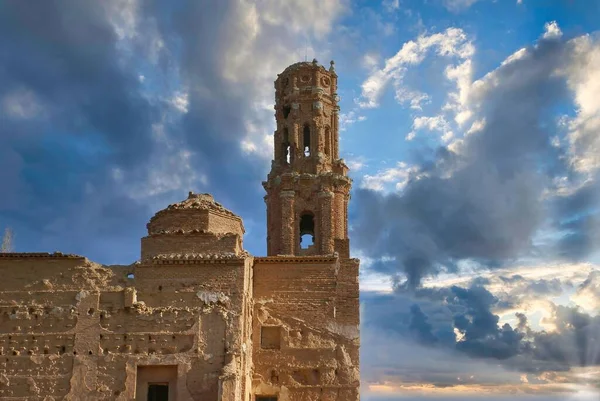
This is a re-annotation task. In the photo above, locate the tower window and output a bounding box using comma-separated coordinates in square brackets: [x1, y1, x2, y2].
[324, 126, 331, 156]
[282, 128, 291, 164]
[282, 105, 291, 119]
[299, 212, 315, 249]
[303, 124, 311, 157]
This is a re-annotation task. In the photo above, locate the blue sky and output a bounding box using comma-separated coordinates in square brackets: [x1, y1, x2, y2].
[1, 0, 600, 399]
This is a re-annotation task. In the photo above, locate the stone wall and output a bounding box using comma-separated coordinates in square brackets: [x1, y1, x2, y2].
[0, 253, 253, 401]
[252, 256, 360, 401]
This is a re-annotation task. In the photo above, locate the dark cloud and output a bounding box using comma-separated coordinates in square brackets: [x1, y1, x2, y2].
[350, 35, 591, 287]
[362, 281, 600, 374]
[0, 1, 161, 262]
[409, 304, 438, 345]
[1, 0, 320, 261]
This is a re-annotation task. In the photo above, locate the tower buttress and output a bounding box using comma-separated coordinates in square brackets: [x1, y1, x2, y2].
[263, 59, 352, 257]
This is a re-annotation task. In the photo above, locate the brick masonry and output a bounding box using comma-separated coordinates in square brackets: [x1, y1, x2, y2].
[0, 60, 360, 401]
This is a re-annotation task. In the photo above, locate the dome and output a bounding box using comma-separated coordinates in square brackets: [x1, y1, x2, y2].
[141, 192, 245, 261]
[278, 59, 331, 76]
[163, 192, 237, 217]
[145, 192, 244, 236]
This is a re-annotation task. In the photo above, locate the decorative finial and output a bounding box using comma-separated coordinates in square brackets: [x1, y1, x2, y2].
[312, 58, 318, 65]
[329, 60, 335, 72]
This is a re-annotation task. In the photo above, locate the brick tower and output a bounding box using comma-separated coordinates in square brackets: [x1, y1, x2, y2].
[0, 59, 359, 401]
[264, 58, 353, 258]
[253, 60, 360, 401]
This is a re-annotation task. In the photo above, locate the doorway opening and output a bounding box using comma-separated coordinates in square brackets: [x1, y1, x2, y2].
[147, 383, 169, 401]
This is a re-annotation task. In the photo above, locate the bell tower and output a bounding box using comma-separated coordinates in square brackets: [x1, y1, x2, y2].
[263, 59, 353, 257]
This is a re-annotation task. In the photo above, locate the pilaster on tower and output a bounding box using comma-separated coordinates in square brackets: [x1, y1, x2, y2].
[263, 59, 353, 257]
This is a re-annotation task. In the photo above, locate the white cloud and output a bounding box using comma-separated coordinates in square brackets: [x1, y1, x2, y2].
[382, 0, 401, 12]
[1, 89, 44, 120]
[170, 91, 189, 114]
[362, 52, 380, 71]
[358, 27, 474, 109]
[466, 118, 486, 135]
[361, 162, 423, 192]
[443, 59, 474, 125]
[395, 88, 431, 110]
[407, 115, 454, 142]
[443, 0, 480, 12]
[543, 21, 563, 40]
[562, 33, 600, 174]
[340, 110, 367, 131]
[572, 270, 600, 314]
[346, 156, 367, 171]
[209, 0, 346, 162]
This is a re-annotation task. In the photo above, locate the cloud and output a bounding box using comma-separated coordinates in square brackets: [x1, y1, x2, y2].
[340, 110, 368, 131]
[443, 0, 481, 12]
[358, 27, 474, 109]
[362, 275, 600, 382]
[543, 21, 563, 40]
[360, 162, 424, 192]
[572, 271, 600, 312]
[352, 24, 600, 287]
[0, 0, 346, 262]
[407, 115, 454, 142]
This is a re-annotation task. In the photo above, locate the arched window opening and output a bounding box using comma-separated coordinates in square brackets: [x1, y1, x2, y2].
[283, 105, 291, 119]
[303, 124, 311, 157]
[299, 213, 315, 250]
[281, 128, 291, 164]
[324, 126, 331, 156]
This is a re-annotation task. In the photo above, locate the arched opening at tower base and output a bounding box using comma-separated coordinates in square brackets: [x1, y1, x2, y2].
[299, 212, 315, 251]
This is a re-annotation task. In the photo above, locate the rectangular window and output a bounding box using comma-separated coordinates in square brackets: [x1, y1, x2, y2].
[147, 383, 169, 401]
[260, 326, 281, 349]
[136, 365, 177, 401]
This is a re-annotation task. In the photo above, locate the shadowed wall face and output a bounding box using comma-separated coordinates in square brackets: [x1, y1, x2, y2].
[0, 62, 360, 401]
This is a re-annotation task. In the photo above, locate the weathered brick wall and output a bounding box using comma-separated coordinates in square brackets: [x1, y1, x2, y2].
[140, 232, 241, 261]
[147, 210, 210, 234]
[0, 254, 253, 400]
[147, 210, 244, 238]
[252, 256, 360, 401]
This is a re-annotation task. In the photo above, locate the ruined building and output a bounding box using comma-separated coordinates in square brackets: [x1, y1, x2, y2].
[0, 60, 360, 400]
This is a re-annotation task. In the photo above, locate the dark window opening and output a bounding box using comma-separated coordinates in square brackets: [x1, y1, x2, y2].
[281, 128, 291, 164]
[303, 124, 311, 156]
[256, 397, 278, 401]
[299, 213, 315, 250]
[282, 105, 291, 119]
[324, 126, 331, 156]
[147, 383, 169, 401]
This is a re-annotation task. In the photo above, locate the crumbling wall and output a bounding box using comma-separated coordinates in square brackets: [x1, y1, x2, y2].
[0, 252, 253, 400]
[252, 256, 360, 401]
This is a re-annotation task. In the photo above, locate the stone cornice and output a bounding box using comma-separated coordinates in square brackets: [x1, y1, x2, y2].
[0, 252, 85, 260]
[144, 230, 240, 238]
[254, 255, 338, 264]
[145, 252, 251, 265]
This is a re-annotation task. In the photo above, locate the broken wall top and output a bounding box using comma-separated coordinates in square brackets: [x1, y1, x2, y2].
[146, 192, 244, 237]
[141, 192, 246, 261]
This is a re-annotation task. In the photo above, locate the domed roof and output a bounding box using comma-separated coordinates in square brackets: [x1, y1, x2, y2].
[162, 192, 237, 217]
[145, 191, 244, 237]
[280, 59, 327, 75]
